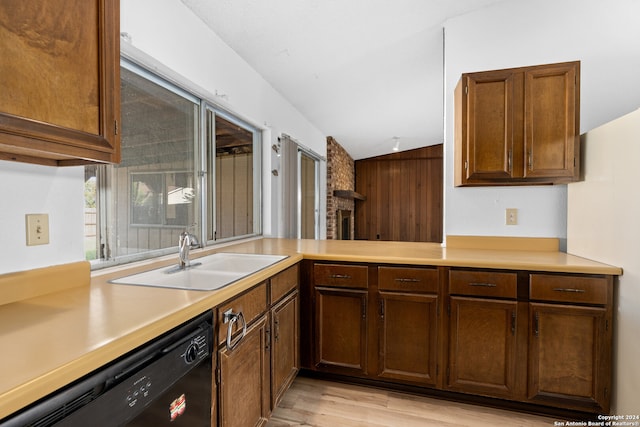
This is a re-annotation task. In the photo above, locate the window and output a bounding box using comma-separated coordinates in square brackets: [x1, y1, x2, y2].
[206, 110, 261, 242]
[130, 171, 194, 226]
[84, 61, 262, 266]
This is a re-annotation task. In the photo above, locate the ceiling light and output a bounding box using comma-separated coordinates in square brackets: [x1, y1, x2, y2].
[392, 137, 400, 152]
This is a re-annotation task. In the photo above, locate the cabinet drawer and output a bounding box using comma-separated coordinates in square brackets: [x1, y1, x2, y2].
[270, 264, 299, 304]
[449, 270, 517, 298]
[530, 274, 608, 305]
[313, 263, 368, 289]
[378, 266, 438, 293]
[217, 282, 268, 345]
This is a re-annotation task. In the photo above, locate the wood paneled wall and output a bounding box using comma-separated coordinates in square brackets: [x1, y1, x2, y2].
[354, 145, 443, 243]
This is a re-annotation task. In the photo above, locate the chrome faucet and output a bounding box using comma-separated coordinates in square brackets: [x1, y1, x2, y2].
[178, 230, 200, 269]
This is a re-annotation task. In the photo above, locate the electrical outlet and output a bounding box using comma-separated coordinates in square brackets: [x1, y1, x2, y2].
[26, 214, 50, 246]
[506, 208, 518, 226]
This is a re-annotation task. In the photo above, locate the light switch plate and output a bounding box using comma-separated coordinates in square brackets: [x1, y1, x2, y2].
[506, 208, 518, 226]
[26, 214, 50, 246]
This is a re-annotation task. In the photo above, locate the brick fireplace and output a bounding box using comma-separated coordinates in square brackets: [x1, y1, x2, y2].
[336, 209, 352, 240]
[326, 137, 357, 240]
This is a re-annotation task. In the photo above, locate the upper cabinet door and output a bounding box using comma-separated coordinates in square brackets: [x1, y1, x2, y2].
[462, 69, 518, 182]
[0, 0, 120, 166]
[524, 63, 579, 180]
[455, 61, 579, 186]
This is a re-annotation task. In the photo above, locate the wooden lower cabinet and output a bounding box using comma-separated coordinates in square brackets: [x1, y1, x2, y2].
[314, 286, 368, 375]
[303, 262, 616, 417]
[447, 296, 518, 398]
[218, 315, 270, 427]
[217, 264, 300, 427]
[376, 265, 440, 386]
[378, 292, 438, 385]
[528, 302, 610, 413]
[527, 273, 613, 413]
[270, 290, 299, 408]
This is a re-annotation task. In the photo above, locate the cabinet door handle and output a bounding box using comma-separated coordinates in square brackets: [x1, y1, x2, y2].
[528, 150, 533, 170]
[265, 327, 271, 351]
[329, 274, 352, 280]
[395, 278, 421, 283]
[534, 312, 540, 337]
[507, 149, 513, 173]
[511, 311, 516, 336]
[274, 318, 280, 341]
[553, 288, 586, 293]
[468, 282, 497, 288]
[362, 298, 367, 319]
[224, 310, 247, 351]
[379, 300, 385, 318]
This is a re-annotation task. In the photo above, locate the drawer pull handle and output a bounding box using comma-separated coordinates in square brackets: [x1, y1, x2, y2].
[469, 282, 497, 288]
[553, 288, 586, 293]
[395, 278, 421, 283]
[224, 310, 247, 351]
[329, 274, 352, 280]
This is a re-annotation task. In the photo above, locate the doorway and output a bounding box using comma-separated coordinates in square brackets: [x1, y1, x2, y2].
[299, 149, 320, 239]
[280, 134, 323, 239]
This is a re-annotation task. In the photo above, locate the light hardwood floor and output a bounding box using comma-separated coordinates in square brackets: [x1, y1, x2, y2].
[267, 377, 558, 427]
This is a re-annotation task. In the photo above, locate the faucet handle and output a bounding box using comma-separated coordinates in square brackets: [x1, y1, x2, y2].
[188, 234, 200, 248]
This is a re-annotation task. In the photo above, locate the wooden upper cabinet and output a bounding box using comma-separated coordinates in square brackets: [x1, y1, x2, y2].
[0, 0, 121, 166]
[455, 61, 579, 186]
[458, 69, 518, 183]
[524, 64, 578, 180]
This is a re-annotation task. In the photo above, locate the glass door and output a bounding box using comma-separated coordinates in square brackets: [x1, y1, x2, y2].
[298, 149, 320, 239]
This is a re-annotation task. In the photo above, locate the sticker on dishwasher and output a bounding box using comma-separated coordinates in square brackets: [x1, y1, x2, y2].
[169, 394, 187, 421]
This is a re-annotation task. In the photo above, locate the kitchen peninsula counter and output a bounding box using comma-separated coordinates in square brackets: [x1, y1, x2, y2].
[0, 237, 622, 419]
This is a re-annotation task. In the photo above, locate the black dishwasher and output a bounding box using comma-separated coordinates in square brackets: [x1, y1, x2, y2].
[0, 311, 213, 427]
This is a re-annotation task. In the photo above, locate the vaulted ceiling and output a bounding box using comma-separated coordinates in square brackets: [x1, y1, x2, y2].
[180, 0, 511, 159]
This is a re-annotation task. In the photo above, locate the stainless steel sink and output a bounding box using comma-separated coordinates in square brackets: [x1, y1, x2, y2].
[110, 253, 288, 291]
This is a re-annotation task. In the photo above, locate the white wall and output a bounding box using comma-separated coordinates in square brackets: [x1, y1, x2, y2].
[0, 0, 329, 274]
[567, 108, 640, 414]
[444, 0, 640, 413]
[0, 161, 85, 273]
[443, 0, 640, 243]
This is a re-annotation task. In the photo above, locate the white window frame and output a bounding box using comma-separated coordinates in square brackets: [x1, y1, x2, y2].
[88, 58, 263, 269]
